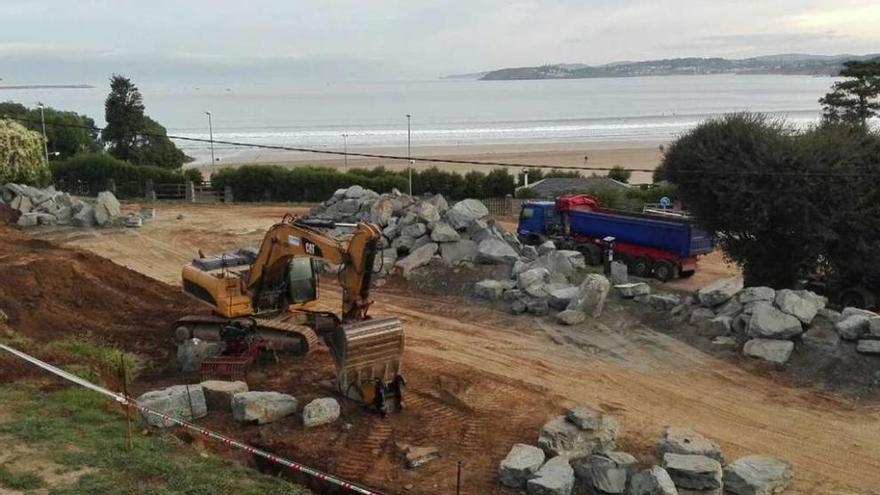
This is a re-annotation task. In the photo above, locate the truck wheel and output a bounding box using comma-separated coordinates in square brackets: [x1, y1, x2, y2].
[839, 288, 877, 310]
[628, 256, 652, 278]
[653, 260, 678, 282]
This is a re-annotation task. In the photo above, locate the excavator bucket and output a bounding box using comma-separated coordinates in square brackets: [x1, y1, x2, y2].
[329, 317, 405, 413]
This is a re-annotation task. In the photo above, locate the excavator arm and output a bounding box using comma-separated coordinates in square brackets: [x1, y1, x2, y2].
[245, 215, 381, 321]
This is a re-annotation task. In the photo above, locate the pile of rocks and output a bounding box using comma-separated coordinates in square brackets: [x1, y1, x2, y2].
[309, 185, 524, 278]
[660, 277, 880, 365]
[498, 412, 793, 495]
[475, 240, 613, 324]
[1, 182, 148, 228]
[136, 381, 340, 428]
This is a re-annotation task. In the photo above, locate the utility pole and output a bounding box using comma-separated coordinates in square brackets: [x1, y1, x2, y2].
[38, 102, 49, 163]
[342, 133, 348, 170]
[406, 113, 412, 196]
[205, 111, 215, 174]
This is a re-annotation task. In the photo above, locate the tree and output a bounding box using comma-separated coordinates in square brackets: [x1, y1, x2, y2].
[0, 119, 51, 185]
[102, 75, 190, 168]
[607, 165, 632, 183]
[819, 60, 880, 127]
[662, 113, 880, 288]
[102, 75, 145, 162]
[0, 101, 100, 159]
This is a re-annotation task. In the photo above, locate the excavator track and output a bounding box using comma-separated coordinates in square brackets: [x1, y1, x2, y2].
[173, 313, 319, 356]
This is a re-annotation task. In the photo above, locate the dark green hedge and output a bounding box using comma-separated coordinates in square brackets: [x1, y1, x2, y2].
[210, 165, 518, 202]
[50, 152, 200, 197]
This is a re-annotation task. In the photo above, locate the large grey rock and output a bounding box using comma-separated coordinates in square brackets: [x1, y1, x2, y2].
[557, 309, 586, 325]
[519, 267, 551, 290]
[415, 201, 441, 224]
[94, 190, 121, 226]
[616, 283, 650, 299]
[697, 278, 743, 307]
[715, 298, 743, 318]
[343, 185, 365, 199]
[543, 250, 587, 279]
[527, 299, 550, 316]
[137, 384, 207, 427]
[430, 221, 460, 242]
[835, 314, 871, 340]
[662, 453, 722, 491]
[567, 274, 611, 318]
[538, 240, 556, 255]
[628, 466, 678, 495]
[426, 193, 449, 213]
[440, 239, 478, 265]
[648, 294, 681, 311]
[446, 199, 489, 229]
[565, 405, 601, 430]
[722, 455, 793, 495]
[200, 380, 248, 412]
[774, 289, 820, 325]
[231, 391, 298, 424]
[302, 397, 340, 427]
[537, 414, 619, 459]
[701, 316, 732, 338]
[549, 286, 579, 310]
[689, 307, 716, 326]
[499, 443, 546, 488]
[475, 279, 505, 300]
[743, 339, 794, 365]
[373, 247, 398, 274]
[737, 287, 775, 304]
[370, 197, 396, 226]
[856, 340, 880, 354]
[177, 338, 224, 372]
[400, 222, 427, 239]
[657, 427, 723, 462]
[817, 307, 843, 323]
[574, 451, 638, 494]
[610, 261, 628, 285]
[16, 212, 39, 227]
[801, 316, 840, 352]
[395, 242, 438, 278]
[841, 307, 879, 319]
[747, 303, 803, 339]
[476, 238, 519, 264]
[527, 456, 575, 495]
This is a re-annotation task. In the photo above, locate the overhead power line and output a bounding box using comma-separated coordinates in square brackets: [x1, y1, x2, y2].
[4, 113, 880, 178]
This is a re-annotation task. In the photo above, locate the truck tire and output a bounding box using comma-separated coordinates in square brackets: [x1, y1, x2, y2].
[628, 256, 652, 278]
[653, 260, 678, 282]
[839, 287, 877, 310]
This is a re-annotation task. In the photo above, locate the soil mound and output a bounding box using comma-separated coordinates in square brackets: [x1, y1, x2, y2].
[0, 223, 202, 359]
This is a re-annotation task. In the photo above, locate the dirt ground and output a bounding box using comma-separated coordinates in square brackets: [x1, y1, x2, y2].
[9, 202, 880, 494]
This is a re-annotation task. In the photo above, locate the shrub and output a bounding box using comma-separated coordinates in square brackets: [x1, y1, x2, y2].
[50, 152, 190, 195]
[0, 119, 51, 186]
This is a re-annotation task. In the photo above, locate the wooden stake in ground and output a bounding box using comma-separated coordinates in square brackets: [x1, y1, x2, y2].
[119, 352, 133, 451]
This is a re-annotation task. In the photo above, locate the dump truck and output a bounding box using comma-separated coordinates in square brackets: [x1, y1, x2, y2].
[174, 215, 405, 413]
[517, 194, 714, 281]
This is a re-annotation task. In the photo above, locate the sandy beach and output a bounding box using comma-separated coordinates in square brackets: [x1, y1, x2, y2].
[193, 140, 666, 184]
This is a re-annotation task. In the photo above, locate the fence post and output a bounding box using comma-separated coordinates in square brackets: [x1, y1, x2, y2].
[224, 185, 234, 204]
[144, 179, 156, 202]
[185, 181, 195, 203]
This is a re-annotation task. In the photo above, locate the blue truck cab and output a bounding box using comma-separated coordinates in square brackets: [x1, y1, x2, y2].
[517, 201, 559, 244]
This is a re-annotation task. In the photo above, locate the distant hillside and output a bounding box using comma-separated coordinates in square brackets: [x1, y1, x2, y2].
[476, 54, 880, 80]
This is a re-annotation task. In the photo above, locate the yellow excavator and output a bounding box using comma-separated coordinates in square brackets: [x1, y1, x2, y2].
[173, 214, 405, 413]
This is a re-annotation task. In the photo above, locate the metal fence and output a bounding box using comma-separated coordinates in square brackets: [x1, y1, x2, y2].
[481, 196, 523, 217]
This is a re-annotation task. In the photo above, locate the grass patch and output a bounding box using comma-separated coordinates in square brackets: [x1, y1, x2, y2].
[48, 338, 143, 381]
[0, 383, 309, 494]
[0, 464, 45, 490]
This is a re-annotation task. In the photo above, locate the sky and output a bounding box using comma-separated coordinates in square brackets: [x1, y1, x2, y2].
[1, 0, 879, 84]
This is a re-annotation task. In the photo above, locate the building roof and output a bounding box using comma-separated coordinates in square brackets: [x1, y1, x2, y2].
[520, 177, 631, 198]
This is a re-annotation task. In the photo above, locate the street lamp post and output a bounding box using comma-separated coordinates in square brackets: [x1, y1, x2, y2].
[342, 133, 348, 170]
[205, 111, 215, 171]
[406, 114, 412, 196]
[38, 103, 49, 163]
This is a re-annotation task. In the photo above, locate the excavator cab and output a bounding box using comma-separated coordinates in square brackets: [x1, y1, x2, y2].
[287, 257, 318, 305]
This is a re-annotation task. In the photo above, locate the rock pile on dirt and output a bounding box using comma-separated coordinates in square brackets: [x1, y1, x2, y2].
[655, 277, 880, 366]
[498, 416, 793, 495]
[1, 182, 148, 228]
[309, 186, 524, 278]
